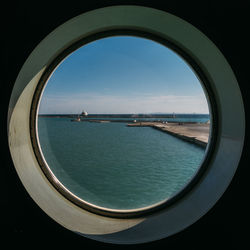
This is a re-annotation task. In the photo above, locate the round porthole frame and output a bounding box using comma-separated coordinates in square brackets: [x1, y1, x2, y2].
[8, 6, 245, 244]
[30, 29, 216, 219]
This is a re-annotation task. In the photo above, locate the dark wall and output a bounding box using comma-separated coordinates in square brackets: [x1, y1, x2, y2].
[3, 1, 249, 248]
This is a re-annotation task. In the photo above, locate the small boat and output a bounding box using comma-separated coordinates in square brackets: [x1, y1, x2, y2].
[71, 116, 81, 122]
[100, 120, 110, 123]
[71, 109, 88, 122]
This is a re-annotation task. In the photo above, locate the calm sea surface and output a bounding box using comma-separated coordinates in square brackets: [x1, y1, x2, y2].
[38, 116, 207, 210]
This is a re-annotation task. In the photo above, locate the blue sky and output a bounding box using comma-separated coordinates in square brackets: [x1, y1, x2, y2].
[39, 36, 209, 114]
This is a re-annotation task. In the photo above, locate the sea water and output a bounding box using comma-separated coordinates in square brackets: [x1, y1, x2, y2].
[38, 116, 206, 210]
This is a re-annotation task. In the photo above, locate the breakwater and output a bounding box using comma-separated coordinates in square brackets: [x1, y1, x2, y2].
[127, 122, 209, 148]
[39, 114, 210, 148]
[70, 119, 209, 148]
[71, 119, 199, 123]
[74, 119, 209, 148]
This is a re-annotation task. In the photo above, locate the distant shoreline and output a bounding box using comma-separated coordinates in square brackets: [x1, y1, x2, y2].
[38, 113, 209, 119]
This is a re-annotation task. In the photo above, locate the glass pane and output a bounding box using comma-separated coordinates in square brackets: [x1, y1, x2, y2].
[37, 36, 210, 211]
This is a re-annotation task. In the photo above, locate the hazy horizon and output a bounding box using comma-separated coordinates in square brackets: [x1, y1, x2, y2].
[38, 112, 209, 115]
[39, 36, 209, 115]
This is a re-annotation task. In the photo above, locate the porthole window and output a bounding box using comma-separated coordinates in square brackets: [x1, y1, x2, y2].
[34, 34, 212, 216]
[8, 6, 245, 244]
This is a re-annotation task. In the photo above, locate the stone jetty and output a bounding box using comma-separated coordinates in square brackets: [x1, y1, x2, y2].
[127, 122, 209, 148]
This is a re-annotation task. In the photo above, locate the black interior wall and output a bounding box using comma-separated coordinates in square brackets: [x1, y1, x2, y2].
[2, 1, 249, 248]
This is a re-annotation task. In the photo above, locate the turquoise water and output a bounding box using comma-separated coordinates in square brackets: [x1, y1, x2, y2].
[38, 117, 206, 210]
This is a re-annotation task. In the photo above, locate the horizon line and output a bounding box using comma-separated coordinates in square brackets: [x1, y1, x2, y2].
[38, 112, 210, 115]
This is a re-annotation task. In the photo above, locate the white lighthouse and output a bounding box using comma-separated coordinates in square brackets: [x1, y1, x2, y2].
[81, 110, 88, 117]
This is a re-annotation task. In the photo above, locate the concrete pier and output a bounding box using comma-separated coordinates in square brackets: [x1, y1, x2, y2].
[127, 122, 209, 148]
